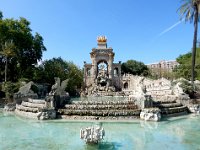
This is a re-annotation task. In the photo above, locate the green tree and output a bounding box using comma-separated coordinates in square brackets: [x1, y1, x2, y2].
[178, 0, 200, 90]
[0, 40, 16, 82]
[174, 48, 200, 80]
[35, 57, 69, 85]
[0, 11, 3, 20]
[33, 57, 83, 96]
[0, 12, 46, 81]
[121, 60, 149, 76]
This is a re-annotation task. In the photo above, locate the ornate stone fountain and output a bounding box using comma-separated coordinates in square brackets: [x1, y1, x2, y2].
[83, 36, 122, 96]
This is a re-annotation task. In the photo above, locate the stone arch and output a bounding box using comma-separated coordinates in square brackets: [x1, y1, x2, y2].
[124, 82, 128, 89]
[97, 60, 108, 77]
[114, 67, 119, 77]
[86, 68, 91, 76]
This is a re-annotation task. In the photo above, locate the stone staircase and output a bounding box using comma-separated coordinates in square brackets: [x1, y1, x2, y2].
[58, 100, 140, 119]
[15, 98, 56, 120]
[153, 100, 188, 117]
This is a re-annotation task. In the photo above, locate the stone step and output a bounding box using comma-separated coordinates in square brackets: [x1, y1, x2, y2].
[154, 103, 183, 108]
[161, 106, 188, 114]
[28, 98, 45, 104]
[16, 104, 39, 113]
[58, 109, 141, 116]
[21, 101, 45, 109]
[65, 104, 137, 110]
[153, 100, 176, 104]
[72, 100, 136, 105]
[162, 111, 188, 117]
[15, 109, 40, 119]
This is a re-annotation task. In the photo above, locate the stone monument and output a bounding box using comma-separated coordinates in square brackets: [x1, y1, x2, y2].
[83, 36, 122, 96]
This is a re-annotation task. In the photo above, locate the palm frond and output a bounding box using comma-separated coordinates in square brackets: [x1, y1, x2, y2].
[177, 0, 199, 23]
[0, 41, 16, 57]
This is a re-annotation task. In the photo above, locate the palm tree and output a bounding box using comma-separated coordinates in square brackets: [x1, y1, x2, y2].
[178, 0, 200, 91]
[0, 41, 15, 82]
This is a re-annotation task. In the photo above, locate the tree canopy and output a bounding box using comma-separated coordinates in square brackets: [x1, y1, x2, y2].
[33, 57, 83, 96]
[121, 60, 149, 76]
[0, 12, 46, 82]
[174, 48, 200, 80]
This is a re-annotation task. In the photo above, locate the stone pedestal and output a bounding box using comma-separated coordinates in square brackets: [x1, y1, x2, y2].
[140, 108, 161, 121]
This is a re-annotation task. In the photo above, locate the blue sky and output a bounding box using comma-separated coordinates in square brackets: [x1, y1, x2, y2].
[0, 0, 197, 68]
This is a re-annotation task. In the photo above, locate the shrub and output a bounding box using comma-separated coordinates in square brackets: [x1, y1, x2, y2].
[1, 82, 20, 102]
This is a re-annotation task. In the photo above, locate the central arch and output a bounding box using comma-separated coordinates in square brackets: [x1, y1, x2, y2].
[97, 60, 108, 78]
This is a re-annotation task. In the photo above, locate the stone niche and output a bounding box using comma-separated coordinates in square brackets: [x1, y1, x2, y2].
[83, 36, 122, 96]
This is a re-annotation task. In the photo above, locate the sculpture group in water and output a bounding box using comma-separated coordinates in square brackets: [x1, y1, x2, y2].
[80, 124, 105, 144]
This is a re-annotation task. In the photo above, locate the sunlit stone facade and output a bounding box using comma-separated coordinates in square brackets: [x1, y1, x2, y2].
[83, 36, 122, 92]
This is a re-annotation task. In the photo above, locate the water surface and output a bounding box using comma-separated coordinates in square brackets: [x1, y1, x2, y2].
[0, 107, 200, 150]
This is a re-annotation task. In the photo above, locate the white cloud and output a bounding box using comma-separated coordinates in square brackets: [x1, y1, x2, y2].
[158, 20, 184, 37]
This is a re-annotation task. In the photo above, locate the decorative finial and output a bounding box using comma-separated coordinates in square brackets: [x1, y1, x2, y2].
[97, 36, 107, 42]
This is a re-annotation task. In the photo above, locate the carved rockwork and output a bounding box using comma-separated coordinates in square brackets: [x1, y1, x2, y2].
[123, 76, 194, 103]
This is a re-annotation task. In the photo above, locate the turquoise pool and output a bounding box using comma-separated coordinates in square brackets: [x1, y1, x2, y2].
[0, 109, 200, 150]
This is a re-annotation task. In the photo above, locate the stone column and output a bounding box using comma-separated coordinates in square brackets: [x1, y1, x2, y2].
[118, 61, 122, 89]
[108, 53, 113, 79]
[92, 54, 97, 85]
[83, 61, 87, 87]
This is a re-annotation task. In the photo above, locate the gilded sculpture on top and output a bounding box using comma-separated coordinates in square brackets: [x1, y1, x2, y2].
[97, 36, 107, 42]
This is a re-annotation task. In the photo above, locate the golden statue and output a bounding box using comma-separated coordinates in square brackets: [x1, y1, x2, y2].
[97, 36, 107, 42]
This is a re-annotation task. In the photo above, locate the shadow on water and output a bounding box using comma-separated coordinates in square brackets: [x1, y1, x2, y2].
[84, 142, 122, 150]
[160, 115, 190, 124]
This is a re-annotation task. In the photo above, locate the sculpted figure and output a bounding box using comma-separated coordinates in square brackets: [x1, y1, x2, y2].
[49, 77, 69, 96]
[46, 77, 69, 109]
[49, 77, 60, 95]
